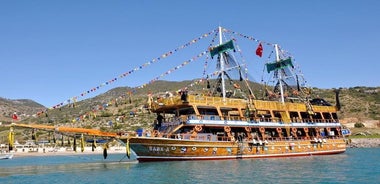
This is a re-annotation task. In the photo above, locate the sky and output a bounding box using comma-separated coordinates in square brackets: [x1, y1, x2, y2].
[1, 0, 379, 107]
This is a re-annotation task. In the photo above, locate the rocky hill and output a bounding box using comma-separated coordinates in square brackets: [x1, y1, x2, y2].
[0, 97, 45, 123]
[0, 82, 379, 141]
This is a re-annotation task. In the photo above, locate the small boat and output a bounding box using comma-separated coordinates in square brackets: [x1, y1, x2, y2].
[119, 26, 348, 162]
[0, 154, 13, 160]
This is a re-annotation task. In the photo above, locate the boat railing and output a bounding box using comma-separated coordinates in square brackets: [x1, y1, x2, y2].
[189, 95, 247, 106]
[254, 117, 338, 124]
[179, 133, 215, 141]
[155, 95, 247, 107]
[303, 118, 338, 123]
[177, 133, 236, 142]
[260, 134, 343, 143]
[254, 100, 337, 112]
[185, 114, 339, 124]
[175, 133, 343, 143]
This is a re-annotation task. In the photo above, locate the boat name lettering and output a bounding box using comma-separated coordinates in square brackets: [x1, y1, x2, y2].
[148, 146, 169, 152]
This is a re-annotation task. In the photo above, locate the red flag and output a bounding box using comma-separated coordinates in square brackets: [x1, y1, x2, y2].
[12, 113, 18, 120]
[256, 43, 263, 57]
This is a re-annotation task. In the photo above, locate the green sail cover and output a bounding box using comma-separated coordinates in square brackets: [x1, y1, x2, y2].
[266, 58, 293, 73]
[209, 40, 235, 58]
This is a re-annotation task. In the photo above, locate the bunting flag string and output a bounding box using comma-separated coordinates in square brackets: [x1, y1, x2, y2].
[224, 28, 294, 59]
[202, 31, 219, 78]
[137, 50, 208, 89]
[34, 27, 303, 121]
[184, 64, 247, 90]
[229, 37, 249, 80]
[224, 28, 275, 47]
[39, 28, 218, 114]
[67, 29, 305, 123]
[223, 28, 304, 86]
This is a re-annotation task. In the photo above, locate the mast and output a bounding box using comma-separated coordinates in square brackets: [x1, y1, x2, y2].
[219, 26, 226, 101]
[275, 44, 285, 103]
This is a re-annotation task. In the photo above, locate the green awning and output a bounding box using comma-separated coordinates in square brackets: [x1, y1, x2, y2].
[266, 58, 293, 73]
[209, 40, 235, 58]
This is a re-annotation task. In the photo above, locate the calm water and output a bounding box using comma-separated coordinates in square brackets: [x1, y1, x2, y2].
[1, 148, 380, 184]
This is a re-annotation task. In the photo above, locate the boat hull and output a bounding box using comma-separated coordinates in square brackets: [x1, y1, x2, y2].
[123, 137, 346, 162]
[0, 154, 13, 160]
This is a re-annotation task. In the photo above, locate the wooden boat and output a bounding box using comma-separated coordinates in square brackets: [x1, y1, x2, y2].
[124, 27, 347, 161]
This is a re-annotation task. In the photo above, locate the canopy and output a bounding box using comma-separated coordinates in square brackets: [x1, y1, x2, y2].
[209, 40, 235, 58]
[266, 58, 293, 73]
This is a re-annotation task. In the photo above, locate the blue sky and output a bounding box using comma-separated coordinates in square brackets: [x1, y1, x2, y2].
[1, 0, 379, 107]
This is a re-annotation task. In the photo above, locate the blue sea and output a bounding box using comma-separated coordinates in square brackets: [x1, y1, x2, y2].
[1, 148, 380, 184]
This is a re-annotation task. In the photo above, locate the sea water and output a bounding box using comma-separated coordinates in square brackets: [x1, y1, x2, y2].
[1, 148, 380, 184]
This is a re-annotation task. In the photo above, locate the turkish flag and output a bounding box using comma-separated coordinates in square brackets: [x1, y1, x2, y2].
[256, 43, 263, 57]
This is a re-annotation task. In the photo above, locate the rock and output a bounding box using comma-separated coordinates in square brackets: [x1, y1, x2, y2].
[348, 138, 380, 148]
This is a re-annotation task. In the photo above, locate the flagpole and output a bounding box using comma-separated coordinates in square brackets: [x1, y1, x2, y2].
[218, 26, 226, 102]
[275, 44, 285, 103]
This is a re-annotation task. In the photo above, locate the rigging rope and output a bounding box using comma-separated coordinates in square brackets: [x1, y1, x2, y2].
[38, 29, 218, 113]
[137, 50, 209, 89]
[32, 27, 311, 121]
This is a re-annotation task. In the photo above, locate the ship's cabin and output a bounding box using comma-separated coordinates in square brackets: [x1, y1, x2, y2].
[149, 95, 342, 142]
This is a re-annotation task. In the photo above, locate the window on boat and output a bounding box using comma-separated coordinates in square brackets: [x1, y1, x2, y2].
[198, 107, 218, 115]
[289, 111, 300, 122]
[322, 112, 333, 122]
[227, 110, 240, 120]
[178, 107, 195, 116]
[331, 113, 338, 120]
[257, 110, 271, 121]
[300, 112, 311, 122]
[272, 111, 282, 121]
[220, 107, 240, 120]
[312, 112, 323, 122]
[198, 107, 219, 120]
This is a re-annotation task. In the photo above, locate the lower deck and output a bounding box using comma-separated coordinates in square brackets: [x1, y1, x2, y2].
[125, 136, 346, 162]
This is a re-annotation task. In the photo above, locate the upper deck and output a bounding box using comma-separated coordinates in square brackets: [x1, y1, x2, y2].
[152, 95, 337, 113]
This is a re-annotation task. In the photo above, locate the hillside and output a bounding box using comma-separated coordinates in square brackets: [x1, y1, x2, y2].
[0, 97, 45, 122]
[311, 87, 380, 120]
[0, 82, 379, 143]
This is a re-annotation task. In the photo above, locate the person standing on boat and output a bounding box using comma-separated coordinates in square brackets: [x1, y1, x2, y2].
[156, 113, 164, 129]
[180, 88, 188, 102]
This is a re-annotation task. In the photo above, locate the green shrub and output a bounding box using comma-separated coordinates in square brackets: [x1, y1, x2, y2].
[354, 122, 365, 128]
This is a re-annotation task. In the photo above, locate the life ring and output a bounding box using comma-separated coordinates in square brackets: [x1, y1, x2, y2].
[303, 127, 309, 132]
[292, 127, 297, 133]
[192, 147, 197, 151]
[276, 127, 282, 132]
[224, 126, 231, 133]
[259, 127, 265, 133]
[203, 148, 209, 152]
[194, 125, 202, 132]
[213, 147, 217, 152]
[245, 126, 251, 132]
[171, 146, 176, 151]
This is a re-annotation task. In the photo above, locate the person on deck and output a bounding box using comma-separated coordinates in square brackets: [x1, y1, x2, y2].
[156, 113, 164, 129]
[180, 89, 188, 102]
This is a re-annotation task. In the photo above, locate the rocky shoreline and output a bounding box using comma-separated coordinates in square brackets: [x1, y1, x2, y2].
[348, 138, 380, 148]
